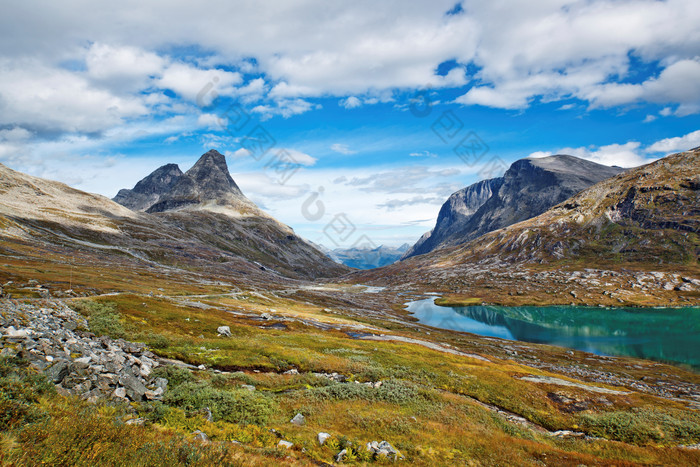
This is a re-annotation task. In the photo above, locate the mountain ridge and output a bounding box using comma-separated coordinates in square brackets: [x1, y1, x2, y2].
[403, 154, 625, 259]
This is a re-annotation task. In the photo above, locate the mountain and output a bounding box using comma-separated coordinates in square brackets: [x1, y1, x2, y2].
[403, 178, 502, 258]
[329, 244, 410, 269]
[403, 155, 625, 259]
[113, 163, 183, 211]
[357, 148, 700, 306]
[0, 151, 347, 287]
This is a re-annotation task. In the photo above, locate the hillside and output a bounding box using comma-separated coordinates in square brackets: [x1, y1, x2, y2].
[0, 152, 347, 291]
[403, 155, 625, 259]
[358, 149, 700, 307]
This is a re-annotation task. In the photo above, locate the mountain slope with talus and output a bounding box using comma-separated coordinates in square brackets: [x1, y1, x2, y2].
[357, 149, 700, 307]
[0, 150, 347, 292]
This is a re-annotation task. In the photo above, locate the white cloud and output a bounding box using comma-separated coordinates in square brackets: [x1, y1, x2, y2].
[586, 59, 700, 111]
[228, 148, 252, 159]
[531, 130, 700, 167]
[86, 43, 166, 92]
[330, 143, 356, 155]
[647, 130, 700, 153]
[0, 127, 32, 142]
[251, 99, 319, 119]
[282, 149, 317, 167]
[0, 58, 149, 134]
[340, 96, 362, 109]
[409, 150, 437, 158]
[197, 113, 221, 129]
[530, 142, 651, 167]
[156, 63, 242, 105]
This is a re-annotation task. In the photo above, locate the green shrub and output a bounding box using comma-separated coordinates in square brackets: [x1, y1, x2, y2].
[580, 408, 700, 445]
[163, 382, 276, 425]
[308, 379, 422, 406]
[0, 356, 54, 430]
[145, 333, 170, 349]
[72, 301, 126, 339]
[151, 365, 194, 388]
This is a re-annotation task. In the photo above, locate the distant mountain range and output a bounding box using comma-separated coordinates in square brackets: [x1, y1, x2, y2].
[324, 244, 410, 269]
[404, 155, 625, 259]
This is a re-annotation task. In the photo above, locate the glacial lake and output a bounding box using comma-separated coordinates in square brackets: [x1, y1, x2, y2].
[406, 299, 700, 368]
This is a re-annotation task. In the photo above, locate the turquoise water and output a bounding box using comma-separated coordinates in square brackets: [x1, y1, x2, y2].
[406, 299, 700, 368]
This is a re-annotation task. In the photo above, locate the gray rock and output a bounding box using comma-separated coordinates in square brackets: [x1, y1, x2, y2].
[336, 449, 348, 462]
[125, 417, 146, 426]
[113, 387, 127, 399]
[155, 377, 168, 390]
[192, 430, 209, 443]
[44, 361, 70, 383]
[277, 440, 293, 449]
[317, 432, 331, 445]
[119, 374, 147, 401]
[261, 313, 272, 320]
[217, 325, 232, 337]
[241, 384, 256, 392]
[290, 413, 305, 426]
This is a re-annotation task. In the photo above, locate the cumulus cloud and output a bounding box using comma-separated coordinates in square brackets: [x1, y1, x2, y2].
[0, 58, 149, 134]
[647, 130, 700, 153]
[156, 63, 242, 105]
[85, 43, 166, 92]
[529, 142, 651, 167]
[281, 148, 317, 167]
[340, 96, 362, 109]
[251, 99, 319, 119]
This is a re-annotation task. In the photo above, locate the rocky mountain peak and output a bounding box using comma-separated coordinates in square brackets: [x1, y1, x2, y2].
[113, 149, 248, 213]
[112, 163, 183, 211]
[403, 154, 625, 259]
[185, 149, 242, 195]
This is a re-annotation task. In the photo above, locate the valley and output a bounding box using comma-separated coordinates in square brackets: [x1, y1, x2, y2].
[1, 148, 699, 466]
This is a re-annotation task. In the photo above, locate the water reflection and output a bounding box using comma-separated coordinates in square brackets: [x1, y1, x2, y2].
[406, 299, 700, 368]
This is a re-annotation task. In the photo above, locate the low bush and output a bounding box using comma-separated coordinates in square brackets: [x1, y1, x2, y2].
[151, 365, 195, 388]
[163, 382, 276, 426]
[71, 301, 126, 339]
[0, 356, 54, 430]
[580, 408, 700, 445]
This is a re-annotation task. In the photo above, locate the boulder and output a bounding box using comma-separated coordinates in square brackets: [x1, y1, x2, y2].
[119, 374, 147, 401]
[317, 432, 331, 445]
[192, 430, 209, 443]
[155, 377, 168, 389]
[217, 326, 232, 337]
[336, 449, 348, 462]
[290, 413, 305, 426]
[44, 361, 70, 383]
[277, 440, 293, 449]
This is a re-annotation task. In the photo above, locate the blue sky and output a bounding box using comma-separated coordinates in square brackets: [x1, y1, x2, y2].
[1, 1, 699, 248]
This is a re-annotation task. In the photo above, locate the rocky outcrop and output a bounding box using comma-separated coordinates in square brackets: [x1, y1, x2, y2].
[404, 155, 625, 258]
[113, 150, 248, 213]
[403, 178, 502, 258]
[0, 300, 167, 403]
[113, 163, 184, 211]
[146, 150, 247, 213]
